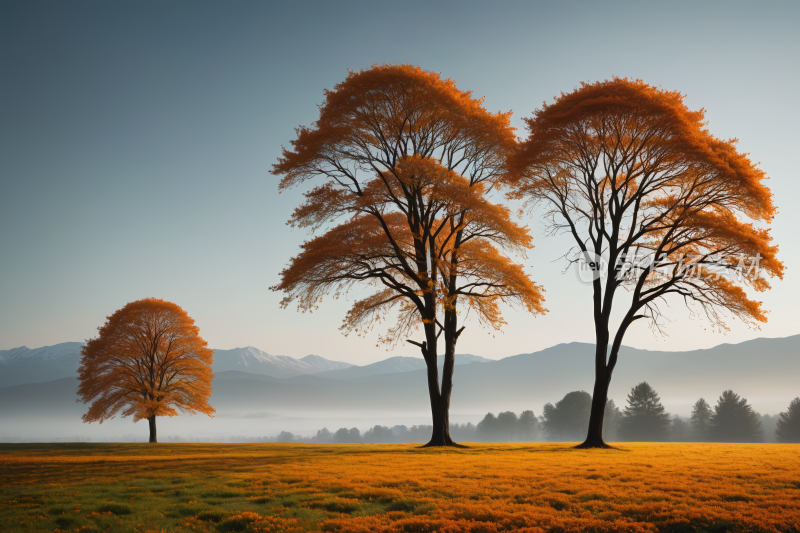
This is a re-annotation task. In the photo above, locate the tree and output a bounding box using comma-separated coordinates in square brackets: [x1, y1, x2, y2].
[77, 298, 215, 443]
[690, 398, 713, 441]
[496, 411, 519, 441]
[602, 398, 622, 441]
[541, 391, 592, 441]
[271, 64, 546, 447]
[507, 78, 783, 447]
[334, 427, 361, 443]
[709, 390, 763, 442]
[277, 431, 295, 442]
[518, 410, 539, 441]
[618, 382, 671, 441]
[315, 428, 333, 442]
[776, 397, 800, 443]
[363, 425, 394, 443]
[476, 413, 499, 441]
[450, 422, 477, 443]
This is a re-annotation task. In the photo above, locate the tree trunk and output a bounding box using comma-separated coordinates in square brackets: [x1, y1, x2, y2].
[424, 394, 458, 447]
[576, 340, 613, 449]
[422, 310, 465, 448]
[148, 415, 157, 443]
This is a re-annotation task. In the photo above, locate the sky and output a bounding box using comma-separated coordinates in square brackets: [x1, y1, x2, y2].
[1, 0, 798, 364]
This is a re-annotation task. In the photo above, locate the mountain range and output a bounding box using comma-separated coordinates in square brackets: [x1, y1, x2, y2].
[1, 336, 798, 428]
[0, 343, 493, 388]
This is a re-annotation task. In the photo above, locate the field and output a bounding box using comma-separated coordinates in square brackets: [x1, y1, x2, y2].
[1, 443, 799, 533]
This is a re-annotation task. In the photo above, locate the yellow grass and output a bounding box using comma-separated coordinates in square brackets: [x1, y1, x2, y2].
[1, 442, 799, 532]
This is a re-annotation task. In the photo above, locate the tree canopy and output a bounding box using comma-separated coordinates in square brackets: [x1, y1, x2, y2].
[77, 298, 215, 443]
[618, 382, 671, 442]
[506, 77, 783, 448]
[541, 391, 592, 441]
[271, 64, 545, 446]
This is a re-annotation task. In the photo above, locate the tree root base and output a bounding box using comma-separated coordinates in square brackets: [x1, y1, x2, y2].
[420, 440, 469, 448]
[574, 439, 615, 449]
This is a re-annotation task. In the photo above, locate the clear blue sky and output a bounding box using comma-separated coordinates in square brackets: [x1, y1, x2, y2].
[1, 0, 798, 363]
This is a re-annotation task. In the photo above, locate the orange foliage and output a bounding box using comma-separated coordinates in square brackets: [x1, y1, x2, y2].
[506, 77, 783, 332]
[77, 298, 215, 426]
[271, 64, 545, 346]
[271, 65, 546, 444]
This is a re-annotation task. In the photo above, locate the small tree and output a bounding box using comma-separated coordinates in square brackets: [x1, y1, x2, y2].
[276, 431, 295, 443]
[618, 382, 671, 441]
[314, 428, 333, 442]
[690, 398, 713, 441]
[496, 411, 519, 441]
[541, 391, 592, 441]
[77, 298, 215, 443]
[709, 390, 763, 442]
[776, 397, 800, 443]
[363, 425, 394, 443]
[334, 427, 361, 443]
[476, 413, 499, 441]
[518, 410, 539, 441]
[507, 78, 783, 448]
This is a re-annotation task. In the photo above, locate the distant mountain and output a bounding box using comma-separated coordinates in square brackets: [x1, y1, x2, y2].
[179, 335, 800, 416]
[0, 343, 83, 388]
[211, 347, 353, 378]
[313, 354, 492, 380]
[0, 343, 490, 388]
[4, 335, 799, 426]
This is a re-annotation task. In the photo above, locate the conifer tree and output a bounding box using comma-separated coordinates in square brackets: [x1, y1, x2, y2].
[709, 390, 763, 442]
[775, 397, 800, 443]
[690, 398, 713, 441]
[618, 382, 671, 441]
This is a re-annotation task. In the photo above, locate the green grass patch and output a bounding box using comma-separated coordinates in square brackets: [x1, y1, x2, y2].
[95, 502, 133, 514]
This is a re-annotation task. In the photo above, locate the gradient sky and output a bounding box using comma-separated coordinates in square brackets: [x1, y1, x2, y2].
[2, 0, 798, 363]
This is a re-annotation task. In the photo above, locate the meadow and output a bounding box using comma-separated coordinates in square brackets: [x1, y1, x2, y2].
[1, 442, 798, 533]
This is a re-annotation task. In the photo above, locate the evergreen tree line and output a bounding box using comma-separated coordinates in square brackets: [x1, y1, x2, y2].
[271, 390, 800, 444]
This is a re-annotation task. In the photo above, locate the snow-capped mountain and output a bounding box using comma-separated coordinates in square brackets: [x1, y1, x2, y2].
[0, 343, 83, 388]
[0, 342, 488, 388]
[211, 347, 354, 378]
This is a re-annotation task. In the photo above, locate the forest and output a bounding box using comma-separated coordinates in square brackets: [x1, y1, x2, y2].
[254, 385, 800, 445]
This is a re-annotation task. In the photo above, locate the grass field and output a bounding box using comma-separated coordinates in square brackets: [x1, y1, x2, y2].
[1, 443, 799, 533]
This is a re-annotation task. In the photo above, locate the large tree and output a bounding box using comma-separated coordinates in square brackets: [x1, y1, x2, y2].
[271, 65, 545, 446]
[78, 298, 215, 443]
[507, 78, 783, 448]
[618, 382, 671, 442]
